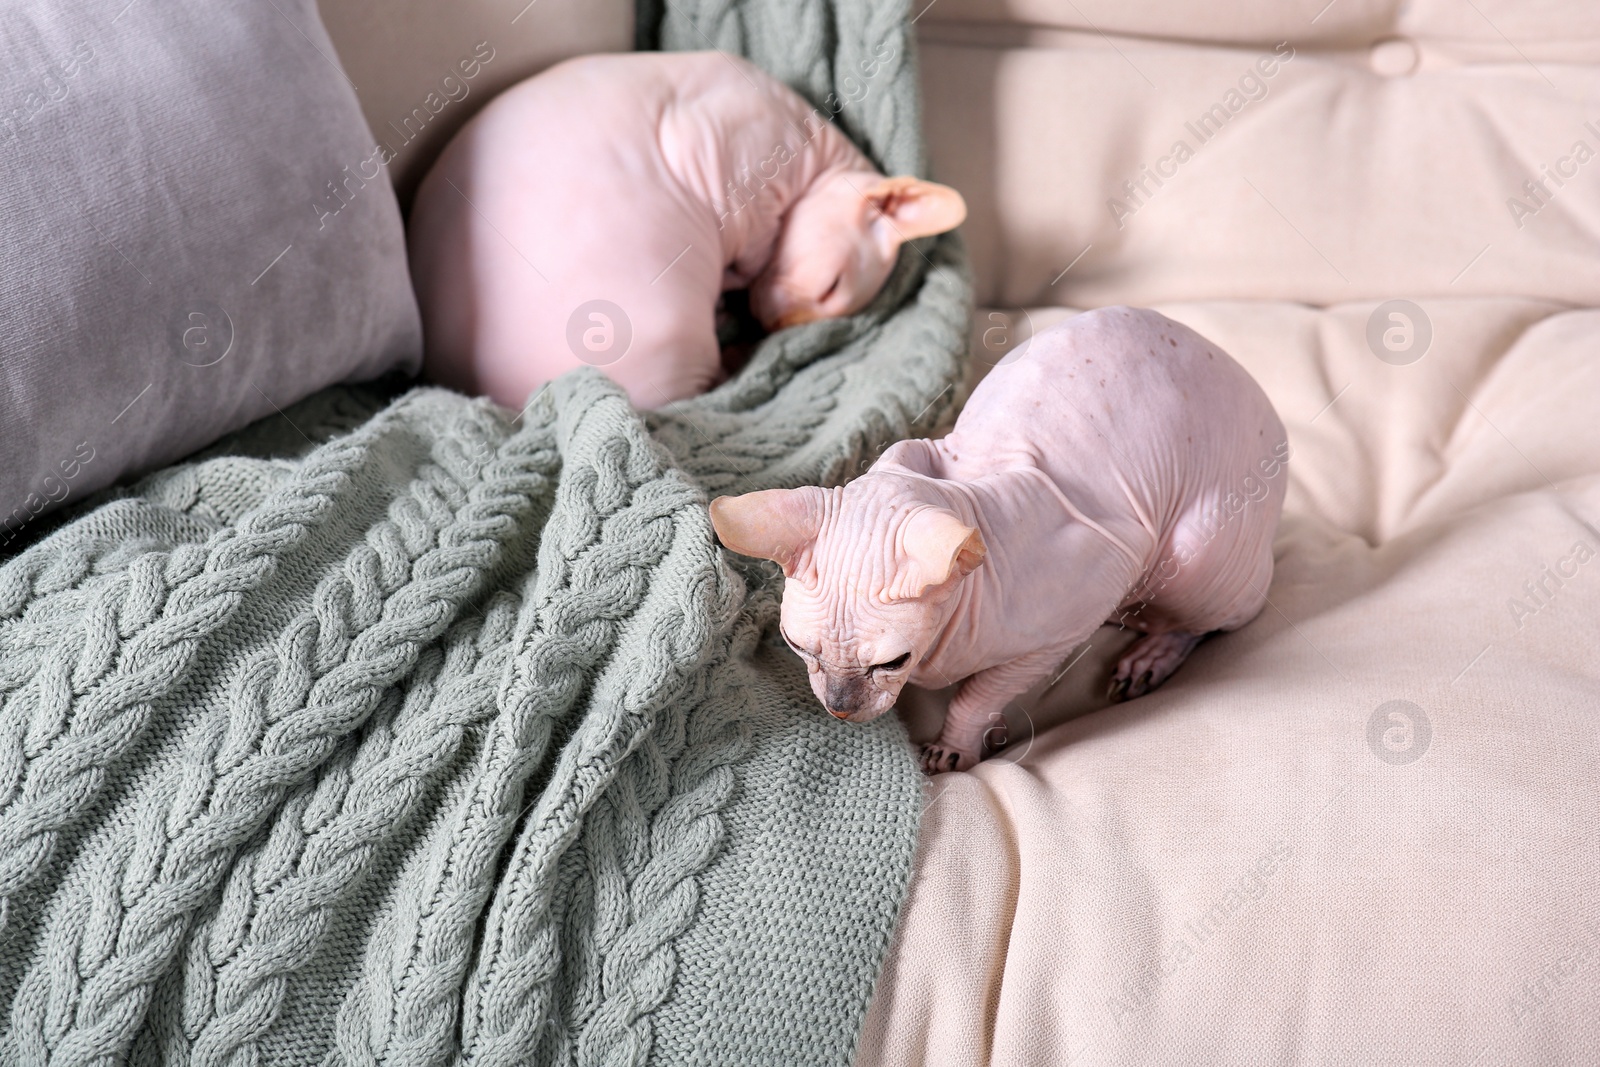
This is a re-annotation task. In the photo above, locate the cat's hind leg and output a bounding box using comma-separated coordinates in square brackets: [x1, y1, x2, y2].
[1107, 630, 1204, 702]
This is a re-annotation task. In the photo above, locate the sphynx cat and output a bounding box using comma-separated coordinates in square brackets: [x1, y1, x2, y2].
[710, 307, 1289, 773]
[409, 51, 966, 411]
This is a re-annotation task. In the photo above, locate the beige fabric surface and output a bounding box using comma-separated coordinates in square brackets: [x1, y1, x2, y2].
[857, 1, 1600, 1062]
[917, 6, 1600, 311]
[860, 299, 1600, 1065]
[316, 0, 633, 205]
[906, 0, 1600, 49]
[312, 1, 1600, 1059]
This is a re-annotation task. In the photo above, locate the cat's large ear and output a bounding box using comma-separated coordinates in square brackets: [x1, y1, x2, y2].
[865, 176, 967, 255]
[893, 506, 987, 598]
[709, 488, 825, 577]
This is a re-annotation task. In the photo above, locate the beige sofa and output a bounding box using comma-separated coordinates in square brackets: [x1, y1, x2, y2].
[321, 0, 1600, 1061]
[869, 3, 1600, 1063]
[317, 0, 635, 206]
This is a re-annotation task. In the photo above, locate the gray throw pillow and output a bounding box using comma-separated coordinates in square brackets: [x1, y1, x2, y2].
[0, 0, 421, 545]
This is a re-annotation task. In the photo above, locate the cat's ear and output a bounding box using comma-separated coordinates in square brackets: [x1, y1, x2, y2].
[893, 507, 986, 598]
[709, 488, 825, 577]
[864, 176, 968, 255]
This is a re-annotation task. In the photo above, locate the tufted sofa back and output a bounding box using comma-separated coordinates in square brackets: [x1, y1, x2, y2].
[916, 0, 1600, 309]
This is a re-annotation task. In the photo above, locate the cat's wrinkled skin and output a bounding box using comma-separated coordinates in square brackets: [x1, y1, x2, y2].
[711, 307, 1289, 773]
[410, 51, 966, 411]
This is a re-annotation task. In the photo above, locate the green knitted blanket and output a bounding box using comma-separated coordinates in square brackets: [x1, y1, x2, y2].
[0, 1, 969, 1063]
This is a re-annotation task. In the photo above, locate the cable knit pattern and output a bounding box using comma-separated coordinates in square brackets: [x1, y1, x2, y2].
[0, 0, 968, 1062]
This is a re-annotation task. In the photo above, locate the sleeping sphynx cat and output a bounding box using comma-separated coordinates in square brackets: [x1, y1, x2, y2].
[409, 51, 966, 410]
[709, 307, 1290, 773]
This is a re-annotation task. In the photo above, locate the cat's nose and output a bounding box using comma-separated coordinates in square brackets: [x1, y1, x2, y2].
[751, 284, 816, 331]
[825, 676, 867, 717]
[774, 307, 820, 329]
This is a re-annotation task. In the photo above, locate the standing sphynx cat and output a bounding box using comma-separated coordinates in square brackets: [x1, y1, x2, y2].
[409, 51, 966, 410]
[710, 307, 1289, 773]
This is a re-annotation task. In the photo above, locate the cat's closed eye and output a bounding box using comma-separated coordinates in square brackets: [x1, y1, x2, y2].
[780, 627, 814, 657]
[872, 652, 910, 672]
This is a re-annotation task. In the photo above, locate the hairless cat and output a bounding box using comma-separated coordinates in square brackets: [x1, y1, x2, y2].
[711, 307, 1289, 773]
[410, 51, 966, 410]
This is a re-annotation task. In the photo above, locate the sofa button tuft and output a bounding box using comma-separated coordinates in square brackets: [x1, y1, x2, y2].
[1369, 36, 1420, 77]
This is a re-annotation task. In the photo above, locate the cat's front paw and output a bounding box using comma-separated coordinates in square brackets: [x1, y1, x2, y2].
[919, 741, 977, 775]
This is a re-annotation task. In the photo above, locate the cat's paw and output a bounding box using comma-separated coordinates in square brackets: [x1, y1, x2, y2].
[920, 741, 977, 775]
[1107, 630, 1204, 702]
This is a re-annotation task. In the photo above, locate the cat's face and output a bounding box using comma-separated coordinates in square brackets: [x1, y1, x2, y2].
[747, 173, 966, 332]
[709, 481, 986, 722]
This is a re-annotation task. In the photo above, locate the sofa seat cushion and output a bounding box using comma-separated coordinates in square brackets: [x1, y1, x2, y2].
[861, 296, 1600, 1063]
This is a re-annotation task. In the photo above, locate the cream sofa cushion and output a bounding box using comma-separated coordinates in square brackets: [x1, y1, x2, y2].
[911, 0, 1600, 48]
[316, 0, 634, 205]
[857, 1, 1600, 1061]
[861, 298, 1600, 1064]
[918, 5, 1600, 310]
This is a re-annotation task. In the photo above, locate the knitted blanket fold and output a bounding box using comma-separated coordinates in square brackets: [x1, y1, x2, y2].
[0, 0, 971, 1062]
